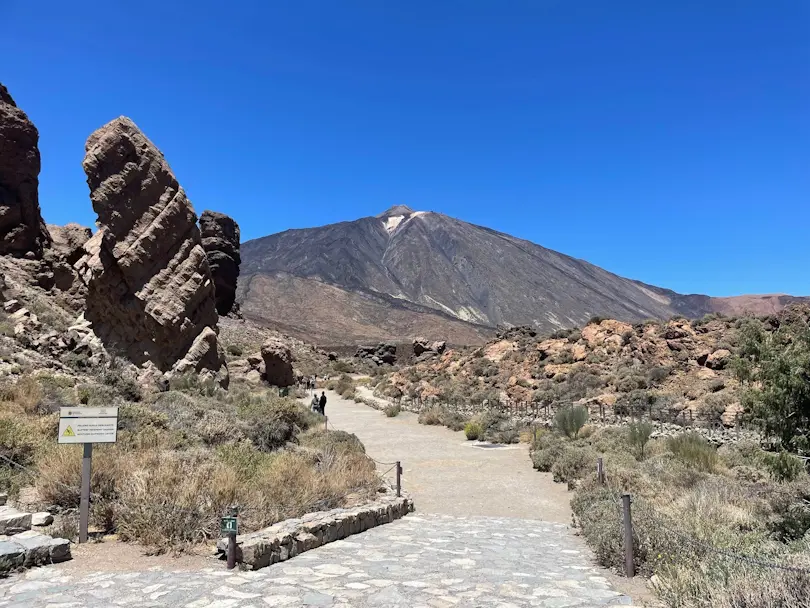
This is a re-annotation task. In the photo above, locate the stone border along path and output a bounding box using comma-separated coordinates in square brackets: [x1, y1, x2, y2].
[0, 389, 638, 607]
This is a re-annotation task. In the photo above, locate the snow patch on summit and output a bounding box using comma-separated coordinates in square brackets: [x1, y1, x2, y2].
[383, 215, 405, 234]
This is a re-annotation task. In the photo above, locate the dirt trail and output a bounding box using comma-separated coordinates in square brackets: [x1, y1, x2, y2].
[316, 389, 572, 523]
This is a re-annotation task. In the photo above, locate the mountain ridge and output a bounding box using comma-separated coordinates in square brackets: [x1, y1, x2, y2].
[238, 207, 808, 345]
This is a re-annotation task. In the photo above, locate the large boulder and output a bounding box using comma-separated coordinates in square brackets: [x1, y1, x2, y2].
[199, 210, 240, 315]
[0, 84, 50, 257]
[261, 338, 294, 387]
[47, 223, 92, 265]
[76, 117, 227, 385]
[413, 337, 446, 358]
[356, 343, 397, 365]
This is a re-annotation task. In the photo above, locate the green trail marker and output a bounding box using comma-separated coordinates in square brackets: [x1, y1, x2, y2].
[221, 516, 238, 535]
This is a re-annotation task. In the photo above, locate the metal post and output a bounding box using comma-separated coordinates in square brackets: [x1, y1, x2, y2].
[227, 506, 238, 570]
[396, 461, 402, 497]
[227, 532, 237, 569]
[622, 494, 635, 578]
[597, 457, 604, 485]
[79, 442, 92, 543]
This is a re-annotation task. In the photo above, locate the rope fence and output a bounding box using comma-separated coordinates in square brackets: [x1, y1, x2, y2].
[588, 458, 810, 578]
[382, 393, 747, 432]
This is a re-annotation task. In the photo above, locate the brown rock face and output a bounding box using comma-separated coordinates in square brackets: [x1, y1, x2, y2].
[199, 210, 240, 315]
[77, 117, 227, 386]
[47, 223, 92, 265]
[261, 338, 294, 387]
[0, 84, 50, 257]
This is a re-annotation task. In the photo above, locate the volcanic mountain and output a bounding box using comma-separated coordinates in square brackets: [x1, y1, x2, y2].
[238, 206, 808, 345]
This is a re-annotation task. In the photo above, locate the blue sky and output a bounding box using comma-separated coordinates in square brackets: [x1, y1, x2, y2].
[2, 1, 808, 297]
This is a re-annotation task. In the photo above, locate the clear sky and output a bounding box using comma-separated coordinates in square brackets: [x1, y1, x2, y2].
[2, 1, 808, 297]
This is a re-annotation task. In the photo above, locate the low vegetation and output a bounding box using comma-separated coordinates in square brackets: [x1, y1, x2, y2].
[0, 369, 379, 553]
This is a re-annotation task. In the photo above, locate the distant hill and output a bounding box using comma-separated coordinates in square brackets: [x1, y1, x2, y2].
[238, 206, 808, 345]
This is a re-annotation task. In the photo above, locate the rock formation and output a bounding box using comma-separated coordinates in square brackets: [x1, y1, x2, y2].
[0, 84, 50, 258]
[356, 343, 397, 365]
[261, 338, 294, 387]
[47, 223, 92, 265]
[199, 210, 240, 315]
[76, 117, 227, 386]
[413, 337, 447, 358]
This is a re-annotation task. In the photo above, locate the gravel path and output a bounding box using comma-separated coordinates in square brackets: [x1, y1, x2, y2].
[0, 389, 638, 606]
[321, 389, 572, 523]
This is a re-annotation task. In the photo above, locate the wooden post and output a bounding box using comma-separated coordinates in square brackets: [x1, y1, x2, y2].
[79, 442, 92, 543]
[227, 530, 237, 569]
[622, 494, 635, 578]
[597, 457, 605, 485]
[396, 461, 402, 497]
[324, 416, 328, 432]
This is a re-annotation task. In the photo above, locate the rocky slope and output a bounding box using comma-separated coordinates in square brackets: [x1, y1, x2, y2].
[370, 306, 810, 427]
[240, 206, 808, 345]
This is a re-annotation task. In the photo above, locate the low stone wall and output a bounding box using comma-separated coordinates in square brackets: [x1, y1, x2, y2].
[216, 488, 413, 570]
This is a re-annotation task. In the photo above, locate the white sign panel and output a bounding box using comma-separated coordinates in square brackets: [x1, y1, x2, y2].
[58, 407, 119, 444]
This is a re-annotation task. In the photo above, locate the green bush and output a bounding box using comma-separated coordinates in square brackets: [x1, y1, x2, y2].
[627, 421, 654, 460]
[551, 446, 597, 483]
[226, 344, 243, 357]
[667, 432, 718, 473]
[554, 405, 589, 439]
[531, 434, 565, 472]
[464, 421, 483, 440]
[383, 404, 401, 418]
[762, 451, 806, 483]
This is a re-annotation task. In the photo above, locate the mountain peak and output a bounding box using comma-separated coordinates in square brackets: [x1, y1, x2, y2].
[377, 205, 414, 218]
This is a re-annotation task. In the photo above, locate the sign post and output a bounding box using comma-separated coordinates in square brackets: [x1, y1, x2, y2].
[58, 407, 118, 543]
[221, 506, 239, 569]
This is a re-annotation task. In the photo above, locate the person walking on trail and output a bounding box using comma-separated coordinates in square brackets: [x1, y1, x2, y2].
[310, 392, 319, 413]
[319, 391, 327, 416]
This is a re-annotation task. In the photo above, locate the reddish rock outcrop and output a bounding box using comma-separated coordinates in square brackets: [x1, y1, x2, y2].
[0, 84, 50, 257]
[199, 210, 240, 315]
[76, 117, 227, 386]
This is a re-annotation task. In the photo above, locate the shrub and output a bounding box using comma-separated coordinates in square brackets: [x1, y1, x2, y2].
[418, 405, 443, 425]
[531, 434, 565, 472]
[667, 432, 718, 473]
[551, 446, 597, 483]
[647, 366, 672, 385]
[384, 404, 401, 417]
[335, 374, 355, 399]
[226, 344, 243, 357]
[0, 376, 43, 414]
[627, 421, 654, 460]
[464, 421, 483, 440]
[417, 405, 466, 431]
[588, 316, 606, 325]
[762, 451, 806, 483]
[554, 405, 589, 439]
[332, 360, 352, 373]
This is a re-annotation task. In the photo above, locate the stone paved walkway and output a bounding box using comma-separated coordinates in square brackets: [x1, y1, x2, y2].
[0, 514, 631, 607]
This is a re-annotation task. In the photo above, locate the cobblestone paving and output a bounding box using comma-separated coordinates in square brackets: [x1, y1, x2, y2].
[0, 514, 632, 607]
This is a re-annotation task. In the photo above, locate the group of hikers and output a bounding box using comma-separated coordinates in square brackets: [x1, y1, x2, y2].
[299, 374, 327, 415]
[311, 391, 327, 415]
